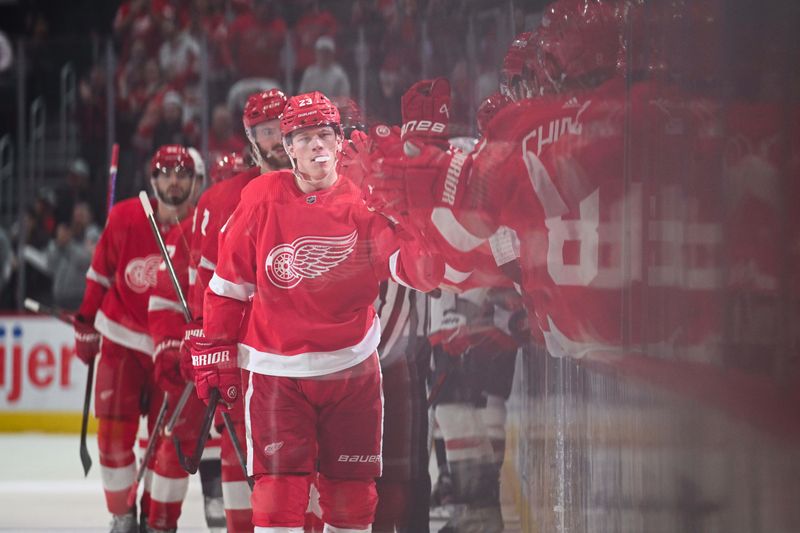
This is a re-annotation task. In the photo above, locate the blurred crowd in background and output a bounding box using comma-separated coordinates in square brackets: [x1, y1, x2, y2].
[0, 0, 541, 311]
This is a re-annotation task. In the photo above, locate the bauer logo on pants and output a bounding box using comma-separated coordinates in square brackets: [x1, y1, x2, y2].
[338, 455, 381, 463]
[265, 231, 358, 289]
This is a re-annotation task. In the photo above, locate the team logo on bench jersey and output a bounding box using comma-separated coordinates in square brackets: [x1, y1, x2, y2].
[124, 254, 161, 293]
[265, 230, 358, 289]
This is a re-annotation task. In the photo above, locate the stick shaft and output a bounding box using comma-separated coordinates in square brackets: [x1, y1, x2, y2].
[106, 143, 119, 216]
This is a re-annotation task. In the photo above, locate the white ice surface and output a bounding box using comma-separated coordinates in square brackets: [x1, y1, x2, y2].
[0, 433, 518, 532]
[0, 433, 207, 532]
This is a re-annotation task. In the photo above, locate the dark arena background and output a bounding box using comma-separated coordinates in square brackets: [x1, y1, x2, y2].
[1, 0, 800, 532]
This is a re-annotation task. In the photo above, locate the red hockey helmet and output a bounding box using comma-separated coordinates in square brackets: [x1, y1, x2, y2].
[477, 92, 512, 135]
[280, 91, 341, 137]
[210, 152, 248, 183]
[243, 88, 288, 129]
[150, 144, 195, 178]
[500, 31, 540, 101]
[332, 96, 366, 139]
[536, 0, 621, 93]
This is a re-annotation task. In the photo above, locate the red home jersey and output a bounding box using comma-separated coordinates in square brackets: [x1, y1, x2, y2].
[148, 211, 194, 351]
[431, 78, 724, 361]
[189, 166, 262, 318]
[79, 197, 183, 355]
[204, 170, 443, 377]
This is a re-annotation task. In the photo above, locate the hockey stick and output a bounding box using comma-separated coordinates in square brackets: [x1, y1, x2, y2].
[25, 297, 96, 476]
[139, 192, 191, 323]
[23, 298, 73, 325]
[175, 388, 219, 474]
[139, 191, 250, 482]
[106, 143, 119, 221]
[221, 411, 254, 489]
[125, 394, 169, 508]
[139, 191, 196, 438]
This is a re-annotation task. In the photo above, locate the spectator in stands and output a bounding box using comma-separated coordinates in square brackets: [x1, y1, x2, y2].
[207, 104, 245, 162]
[368, 54, 407, 125]
[45, 201, 100, 310]
[151, 90, 192, 151]
[292, 0, 339, 76]
[298, 36, 351, 98]
[53, 158, 92, 227]
[77, 64, 107, 197]
[158, 12, 200, 88]
[192, 0, 234, 103]
[229, 0, 287, 80]
[113, 0, 159, 59]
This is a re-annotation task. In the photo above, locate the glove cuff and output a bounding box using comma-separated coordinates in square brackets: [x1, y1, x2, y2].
[155, 339, 181, 358]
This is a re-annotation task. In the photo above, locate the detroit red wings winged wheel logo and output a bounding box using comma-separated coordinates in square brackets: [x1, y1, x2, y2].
[124, 254, 162, 293]
[265, 230, 358, 289]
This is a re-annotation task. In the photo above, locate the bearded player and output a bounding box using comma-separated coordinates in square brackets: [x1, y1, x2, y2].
[187, 88, 291, 532]
[74, 145, 198, 532]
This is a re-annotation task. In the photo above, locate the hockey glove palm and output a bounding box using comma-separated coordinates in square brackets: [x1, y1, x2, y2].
[73, 315, 100, 364]
[188, 337, 240, 409]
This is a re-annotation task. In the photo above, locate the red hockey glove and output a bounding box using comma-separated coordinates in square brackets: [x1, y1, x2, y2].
[73, 315, 100, 364]
[188, 337, 240, 409]
[401, 78, 452, 154]
[365, 144, 469, 225]
[154, 340, 185, 397]
[339, 129, 372, 189]
[180, 319, 205, 381]
[370, 124, 403, 159]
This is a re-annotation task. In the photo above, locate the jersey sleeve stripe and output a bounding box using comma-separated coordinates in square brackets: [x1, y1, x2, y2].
[188, 267, 197, 286]
[199, 255, 217, 271]
[209, 273, 255, 302]
[86, 266, 112, 288]
[431, 207, 485, 252]
[388, 250, 414, 290]
[94, 310, 155, 355]
[444, 263, 473, 284]
[148, 295, 183, 313]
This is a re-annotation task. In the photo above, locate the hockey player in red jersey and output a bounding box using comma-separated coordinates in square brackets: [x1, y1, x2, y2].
[363, 0, 697, 363]
[146, 201, 214, 533]
[74, 144, 198, 532]
[188, 88, 291, 533]
[191, 91, 443, 532]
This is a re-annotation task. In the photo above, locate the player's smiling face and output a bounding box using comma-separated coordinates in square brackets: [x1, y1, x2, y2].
[286, 125, 342, 180]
